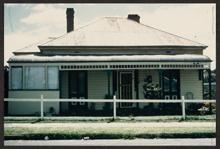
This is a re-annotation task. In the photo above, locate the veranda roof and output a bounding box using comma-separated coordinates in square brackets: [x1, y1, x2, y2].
[8, 54, 211, 63]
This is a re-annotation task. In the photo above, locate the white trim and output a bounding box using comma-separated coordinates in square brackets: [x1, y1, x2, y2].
[60, 63, 208, 70]
[4, 98, 216, 103]
[9, 61, 210, 70]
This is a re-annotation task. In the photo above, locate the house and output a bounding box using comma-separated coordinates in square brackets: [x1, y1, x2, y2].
[7, 8, 212, 116]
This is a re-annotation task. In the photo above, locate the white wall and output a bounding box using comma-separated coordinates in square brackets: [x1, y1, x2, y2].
[88, 71, 112, 110]
[180, 70, 203, 99]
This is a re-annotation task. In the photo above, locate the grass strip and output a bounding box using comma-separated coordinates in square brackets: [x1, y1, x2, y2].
[5, 126, 215, 140]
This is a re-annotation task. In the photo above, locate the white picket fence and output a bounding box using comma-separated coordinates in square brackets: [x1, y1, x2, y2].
[4, 96, 216, 120]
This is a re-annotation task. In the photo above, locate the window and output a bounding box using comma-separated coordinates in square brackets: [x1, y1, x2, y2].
[11, 66, 22, 89]
[171, 78, 177, 92]
[25, 66, 46, 89]
[163, 76, 170, 92]
[48, 66, 59, 89]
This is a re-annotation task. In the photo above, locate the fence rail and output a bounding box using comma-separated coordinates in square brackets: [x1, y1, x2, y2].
[4, 98, 216, 103]
[4, 96, 216, 120]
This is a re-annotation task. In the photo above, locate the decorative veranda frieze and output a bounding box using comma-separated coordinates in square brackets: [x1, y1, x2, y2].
[60, 63, 210, 70]
[9, 62, 210, 70]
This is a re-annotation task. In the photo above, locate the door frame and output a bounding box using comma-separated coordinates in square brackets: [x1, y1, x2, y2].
[118, 71, 135, 108]
[162, 70, 180, 99]
[68, 71, 88, 109]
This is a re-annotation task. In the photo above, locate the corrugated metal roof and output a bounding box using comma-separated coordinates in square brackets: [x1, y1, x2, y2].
[41, 17, 206, 47]
[8, 54, 211, 63]
[13, 38, 53, 54]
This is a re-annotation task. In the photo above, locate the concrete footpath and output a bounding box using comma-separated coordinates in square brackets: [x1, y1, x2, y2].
[4, 138, 216, 146]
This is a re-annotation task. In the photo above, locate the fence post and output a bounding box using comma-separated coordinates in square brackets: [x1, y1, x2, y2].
[181, 96, 186, 120]
[113, 95, 117, 119]
[40, 95, 44, 120]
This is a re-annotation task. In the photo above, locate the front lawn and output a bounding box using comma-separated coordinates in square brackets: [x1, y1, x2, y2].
[5, 126, 215, 140]
[4, 115, 216, 140]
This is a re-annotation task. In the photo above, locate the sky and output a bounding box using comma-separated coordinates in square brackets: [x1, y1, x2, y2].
[4, 3, 216, 70]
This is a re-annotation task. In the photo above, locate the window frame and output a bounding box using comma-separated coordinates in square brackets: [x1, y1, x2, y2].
[162, 70, 180, 99]
[9, 65, 59, 91]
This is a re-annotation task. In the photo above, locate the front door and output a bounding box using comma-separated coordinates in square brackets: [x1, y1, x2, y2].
[68, 71, 87, 113]
[119, 71, 134, 108]
[162, 70, 180, 99]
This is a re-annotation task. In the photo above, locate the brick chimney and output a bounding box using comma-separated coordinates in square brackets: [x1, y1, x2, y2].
[66, 8, 74, 33]
[127, 14, 140, 23]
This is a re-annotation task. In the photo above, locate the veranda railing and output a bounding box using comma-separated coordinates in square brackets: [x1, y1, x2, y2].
[4, 96, 216, 120]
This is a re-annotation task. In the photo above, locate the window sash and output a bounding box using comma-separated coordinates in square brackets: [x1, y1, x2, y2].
[11, 67, 22, 89]
[47, 66, 59, 89]
[25, 66, 46, 89]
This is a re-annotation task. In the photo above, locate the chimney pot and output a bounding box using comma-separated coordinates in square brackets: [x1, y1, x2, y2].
[127, 14, 140, 23]
[66, 8, 75, 33]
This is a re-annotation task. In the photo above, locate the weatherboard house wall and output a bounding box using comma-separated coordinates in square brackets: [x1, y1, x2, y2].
[7, 8, 211, 115]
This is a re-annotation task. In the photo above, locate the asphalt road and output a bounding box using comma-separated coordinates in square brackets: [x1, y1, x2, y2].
[4, 138, 216, 146]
